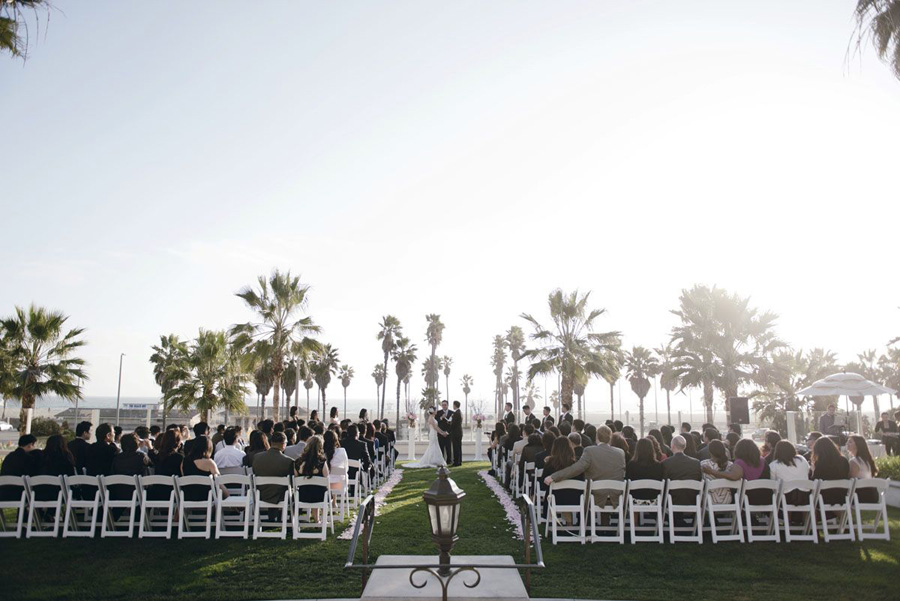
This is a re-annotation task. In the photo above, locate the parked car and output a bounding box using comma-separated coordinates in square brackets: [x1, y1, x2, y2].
[0, 420, 14, 431]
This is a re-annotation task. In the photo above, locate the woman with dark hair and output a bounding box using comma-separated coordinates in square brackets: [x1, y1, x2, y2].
[182, 435, 220, 502]
[682, 432, 699, 459]
[646, 435, 664, 462]
[583, 424, 597, 448]
[309, 410, 319, 424]
[358, 408, 368, 423]
[543, 436, 582, 518]
[323, 429, 348, 494]
[242, 430, 269, 468]
[660, 424, 674, 447]
[702, 439, 769, 482]
[626, 438, 664, 499]
[535, 431, 556, 469]
[725, 432, 741, 458]
[503, 424, 521, 453]
[648, 429, 670, 458]
[847, 435, 878, 503]
[112, 433, 151, 477]
[700, 440, 733, 504]
[297, 435, 330, 520]
[329, 406, 339, 425]
[762, 431, 781, 464]
[611, 433, 632, 462]
[689, 431, 703, 455]
[812, 436, 850, 504]
[40, 434, 76, 477]
[769, 440, 810, 482]
[488, 422, 506, 467]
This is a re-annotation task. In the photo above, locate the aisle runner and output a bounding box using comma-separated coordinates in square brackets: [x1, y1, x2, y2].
[478, 469, 524, 540]
[337, 468, 404, 540]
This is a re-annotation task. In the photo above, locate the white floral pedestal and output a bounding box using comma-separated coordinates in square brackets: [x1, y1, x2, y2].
[474, 426, 485, 460]
[407, 422, 416, 461]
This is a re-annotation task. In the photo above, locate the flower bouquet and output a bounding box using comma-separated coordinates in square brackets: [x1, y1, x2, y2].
[406, 411, 417, 428]
[472, 411, 485, 429]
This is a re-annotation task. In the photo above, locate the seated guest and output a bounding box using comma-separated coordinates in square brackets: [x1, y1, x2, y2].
[626, 438, 664, 499]
[762, 430, 781, 464]
[646, 434, 665, 462]
[214, 428, 246, 470]
[728, 423, 742, 436]
[697, 428, 721, 461]
[242, 430, 269, 468]
[296, 435, 330, 520]
[85, 423, 119, 476]
[373, 419, 389, 451]
[273, 421, 286, 434]
[381, 419, 399, 463]
[112, 433, 152, 477]
[681, 422, 692, 434]
[583, 424, 597, 448]
[40, 434, 76, 477]
[519, 433, 544, 481]
[847, 434, 879, 503]
[689, 431, 703, 454]
[362, 423, 378, 477]
[149, 425, 161, 442]
[286, 425, 312, 460]
[811, 436, 851, 504]
[558, 422, 572, 437]
[535, 431, 556, 470]
[0, 435, 40, 502]
[542, 436, 583, 517]
[253, 432, 297, 511]
[663, 435, 702, 504]
[148, 429, 183, 500]
[802, 431, 823, 463]
[700, 440, 734, 504]
[309, 409, 320, 424]
[68, 421, 92, 474]
[567, 432, 584, 459]
[501, 423, 520, 458]
[725, 432, 741, 458]
[612, 420, 623, 433]
[705, 438, 770, 504]
[610, 432, 631, 462]
[660, 424, 674, 446]
[768, 440, 810, 482]
[874, 412, 899, 456]
[544, 425, 625, 509]
[182, 435, 221, 501]
[621, 425, 637, 444]
[183, 422, 209, 457]
[682, 431, 699, 459]
[324, 429, 348, 494]
[342, 424, 372, 480]
[513, 425, 534, 464]
[258, 419, 274, 437]
[134, 426, 154, 459]
[113, 426, 123, 448]
[211, 424, 226, 450]
[648, 429, 671, 458]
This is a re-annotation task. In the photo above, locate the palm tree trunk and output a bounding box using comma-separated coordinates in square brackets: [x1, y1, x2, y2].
[343, 388, 348, 421]
[666, 388, 672, 427]
[381, 353, 389, 420]
[561, 372, 574, 409]
[272, 374, 281, 422]
[2, 397, 6, 420]
[322, 388, 327, 419]
[18, 392, 34, 435]
[445, 374, 449, 405]
[703, 382, 714, 425]
[396, 377, 402, 429]
[306, 387, 310, 418]
[609, 381, 615, 420]
[638, 395, 645, 437]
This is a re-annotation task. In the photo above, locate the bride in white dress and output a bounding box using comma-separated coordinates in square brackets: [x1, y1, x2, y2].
[405, 408, 448, 469]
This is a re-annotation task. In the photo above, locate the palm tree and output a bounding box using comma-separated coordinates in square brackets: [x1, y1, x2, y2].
[303, 375, 314, 418]
[230, 270, 321, 422]
[282, 359, 298, 410]
[754, 348, 839, 435]
[253, 357, 274, 422]
[655, 342, 678, 426]
[461, 374, 473, 421]
[522, 289, 621, 413]
[854, 1, 900, 80]
[878, 348, 900, 413]
[377, 316, 402, 420]
[573, 376, 586, 420]
[506, 326, 526, 414]
[670, 285, 784, 424]
[339, 364, 354, 420]
[491, 335, 507, 417]
[0, 338, 14, 420]
[442, 355, 453, 403]
[403, 372, 412, 408]
[425, 314, 445, 403]
[624, 346, 660, 437]
[857, 349, 883, 417]
[0, 1, 50, 59]
[372, 364, 385, 414]
[392, 337, 417, 427]
[149, 334, 189, 428]
[1, 305, 87, 434]
[164, 330, 249, 423]
[312, 344, 339, 418]
[421, 356, 441, 401]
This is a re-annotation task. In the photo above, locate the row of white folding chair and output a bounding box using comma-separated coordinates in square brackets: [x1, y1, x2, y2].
[542, 478, 890, 545]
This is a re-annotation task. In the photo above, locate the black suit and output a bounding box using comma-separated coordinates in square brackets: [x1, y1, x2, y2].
[502, 411, 516, 426]
[436, 409, 451, 462]
[560, 412, 574, 426]
[0, 448, 40, 501]
[85, 441, 119, 476]
[662, 452, 702, 505]
[449, 409, 463, 466]
[68, 438, 90, 474]
[523, 414, 541, 431]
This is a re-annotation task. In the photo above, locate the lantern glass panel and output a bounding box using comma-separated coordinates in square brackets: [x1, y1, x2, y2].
[452, 504, 460, 534]
[439, 505, 453, 533]
[428, 504, 440, 535]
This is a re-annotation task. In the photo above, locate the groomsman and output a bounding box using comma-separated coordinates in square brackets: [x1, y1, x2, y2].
[522, 405, 541, 430]
[559, 403, 574, 426]
[437, 401, 452, 462]
[502, 402, 516, 426]
[449, 401, 463, 466]
[542, 406, 555, 431]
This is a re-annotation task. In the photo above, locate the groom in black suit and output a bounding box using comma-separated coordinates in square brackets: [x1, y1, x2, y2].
[436, 401, 451, 463]
[449, 401, 463, 466]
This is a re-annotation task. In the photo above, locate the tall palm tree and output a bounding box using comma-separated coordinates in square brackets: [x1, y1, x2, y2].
[461, 374, 473, 421]
[506, 326, 526, 415]
[230, 270, 321, 422]
[377, 316, 402, 420]
[442, 355, 453, 402]
[654, 342, 678, 426]
[670, 285, 784, 424]
[339, 364, 354, 420]
[165, 330, 249, 423]
[854, 1, 900, 80]
[312, 344, 340, 418]
[573, 376, 586, 420]
[1, 305, 87, 434]
[754, 348, 839, 435]
[303, 375, 314, 418]
[425, 314, 445, 403]
[624, 346, 660, 437]
[0, 337, 13, 420]
[392, 337, 418, 426]
[403, 372, 412, 408]
[149, 334, 189, 428]
[522, 289, 620, 412]
[372, 364, 385, 414]
[491, 335, 507, 417]
[0, 1, 49, 59]
[857, 349, 883, 417]
[282, 359, 298, 410]
[421, 356, 441, 403]
[601, 343, 623, 420]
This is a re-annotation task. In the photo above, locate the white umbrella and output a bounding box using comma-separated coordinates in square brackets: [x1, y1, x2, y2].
[796, 372, 896, 397]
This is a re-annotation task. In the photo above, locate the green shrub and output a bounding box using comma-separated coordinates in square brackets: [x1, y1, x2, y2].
[875, 455, 900, 480]
[30, 417, 61, 437]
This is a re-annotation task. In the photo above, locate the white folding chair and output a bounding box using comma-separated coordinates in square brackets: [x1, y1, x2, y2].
[329, 473, 349, 522]
[215, 474, 253, 539]
[219, 466, 245, 476]
[25, 475, 65, 538]
[63, 475, 101, 538]
[253, 476, 291, 539]
[817, 479, 856, 542]
[665, 480, 704, 543]
[139, 475, 177, 538]
[346, 460, 363, 509]
[778, 479, 818, 543]
[545, 480, 586, 544]
[0, 476, 28, 538]
[588, 480, 627, 544]
[176, 475, 215, 539]
[533, 468, 546, 524]
[626, 479, 666, 544]
[852, 478, 890, 541]
[522, 462, 536, 499]
[292, 475, 334, 540]
[703, 479, 744, 543]
[100, 475, 139, 538]
[742, 479, 781, 543]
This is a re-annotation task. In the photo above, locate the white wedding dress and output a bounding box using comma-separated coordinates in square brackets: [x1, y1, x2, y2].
[406, 415, 447, 469]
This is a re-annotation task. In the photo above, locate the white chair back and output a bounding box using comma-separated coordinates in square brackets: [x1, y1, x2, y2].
[703, 479, 743, 543]
[253, 476, 291, 539]
[665, 479, 704, 543]
[25, 475, 65, 538]
[626, 479, 666, 544]
[63, 475, 101, 538]
[214, 474, 253, 539]
[100, 475, 140, 538]
[742, 479, 781, 543]
[588, 479, 627, 544]
[0, 476, 28, 538]
[138, 475, 176, 539]
[852, 478, 890, 541]
[816, 479, 856, 542]
[176, 475, 215, 539]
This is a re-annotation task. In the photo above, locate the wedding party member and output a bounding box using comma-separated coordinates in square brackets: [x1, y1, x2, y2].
[85, 423, 119, 477]
[309, 410, 320, 425]
[542, 406, 554, 430]
[522, 405, 541, 430]
[450, 401, 464, 466]
[875, 412, 900, 456]
[68, 421, 92, 474]
[437, 401, 452, 462]
[544, 425, 625, 508]
[406, 408, 449, 468]
[559, 403, 574, 425]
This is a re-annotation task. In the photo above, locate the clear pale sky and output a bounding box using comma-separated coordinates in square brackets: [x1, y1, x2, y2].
[2, 1, 899, 411]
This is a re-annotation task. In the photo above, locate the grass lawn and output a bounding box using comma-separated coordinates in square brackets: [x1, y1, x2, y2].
[0, 462, 898, 600]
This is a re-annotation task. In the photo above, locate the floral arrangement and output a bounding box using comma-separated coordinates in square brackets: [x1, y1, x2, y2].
[472, 411, 485, 429]
[406, 411, 417, 426]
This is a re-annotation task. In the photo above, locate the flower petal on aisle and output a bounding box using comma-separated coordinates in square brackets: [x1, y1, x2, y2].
[478, 469, 523, 540]
[337, 468, 405, 540]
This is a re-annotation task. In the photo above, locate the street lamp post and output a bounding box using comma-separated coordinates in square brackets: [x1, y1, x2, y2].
[115, 353, 125, 427]
[422, 467, 465, 576]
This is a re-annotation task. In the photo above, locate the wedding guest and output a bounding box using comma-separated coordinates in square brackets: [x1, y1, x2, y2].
[811, 436, 850, 504]
[660, 424, 674, 446]
[112, 433, 151, 477]
[68, 421, 92, 474]
[583, 424, 597, 448]
[324, 429, 348, 495]
[285, 426, 312, 460]
[646, 434, 664, 462]
[513, 424, 535, 464]
[682, 431, 699, 459]
[358, 408, 368, 423]
[309, 410, 320, 425]
[520, 433, 544, 472]
[373, 419, 389, 451]
[725, 432, 741, 458]
[542, 436, 583, 514]
[181, 436, 220, 501]
[802, 431, 823, 462]
[700, 440, 734, 504]
[242, 430, 270, 468]
[610, 432, 631, 462]
[113, 426, 123, 448]
[296, 435, 330, 520]
[85, 423, 119, 476]
[329, 406, 340, 426]
[626, 438, 664, 499]
[253, 432, 295, 512]
[848, 434, 879, 503]
[214, 428, 246, 470]
[489, 422, 506, 466]
[768, 440, 810, 482]
[681, 422, 692, 434]
[544, 426, 625, 509]
[183, 422, 209, 457]
[762, 431, 781, 464]
[612, 420, 624, 433]
[36, 435, 76, 500]
[211, 424, 226, 449]
[663, 436, 702, 504]
[535, 431, 556, 470]
[648, 429, 671, 458]
[558, 422, 572, 437]
[568, 432, 584, 459]
[215, 425, 244, 454]
[697, 428, 721, 461]
[0, 435, 40, 501]
[342, 424, 372, 479]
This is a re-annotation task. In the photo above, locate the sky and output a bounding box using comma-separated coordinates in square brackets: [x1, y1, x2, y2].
[2, 1, 899, 414]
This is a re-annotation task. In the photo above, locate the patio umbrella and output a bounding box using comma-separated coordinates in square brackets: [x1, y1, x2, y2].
[796, 372, 896, 437]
